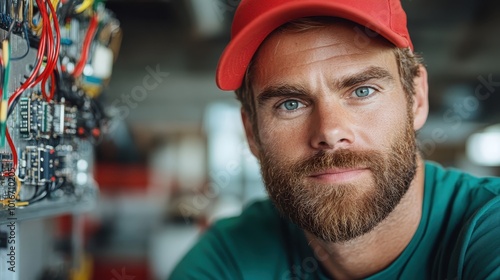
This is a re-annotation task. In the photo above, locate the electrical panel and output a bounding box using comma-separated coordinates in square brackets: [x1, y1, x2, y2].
[0, 0, 121, 221]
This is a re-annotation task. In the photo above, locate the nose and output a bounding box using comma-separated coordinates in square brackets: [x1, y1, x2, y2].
[309, 101, 355, 151]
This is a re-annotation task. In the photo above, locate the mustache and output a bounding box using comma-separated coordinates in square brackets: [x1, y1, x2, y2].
[290, 149, 386, 175]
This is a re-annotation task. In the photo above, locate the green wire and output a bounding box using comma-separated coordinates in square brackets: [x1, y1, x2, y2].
[0, 40, 11, 148]
[3, 44, 9, 99]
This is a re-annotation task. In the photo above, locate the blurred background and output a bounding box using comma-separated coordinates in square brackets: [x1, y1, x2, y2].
[12, 0, 500, 279]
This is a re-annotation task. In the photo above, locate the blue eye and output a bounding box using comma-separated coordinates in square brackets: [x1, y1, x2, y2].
[279, 100, 303, 111]
[354, 87, 375, 98]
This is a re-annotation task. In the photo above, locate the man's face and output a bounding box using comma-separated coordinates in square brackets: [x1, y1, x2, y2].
[244, 22, 424, 242]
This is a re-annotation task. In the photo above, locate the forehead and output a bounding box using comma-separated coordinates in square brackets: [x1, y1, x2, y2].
[251, 21, 397, 91]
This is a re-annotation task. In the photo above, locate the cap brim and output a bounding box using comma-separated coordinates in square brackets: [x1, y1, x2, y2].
[216, 1, 412, 90]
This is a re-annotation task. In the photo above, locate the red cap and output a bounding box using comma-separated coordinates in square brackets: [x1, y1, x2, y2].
[216, 0, 413, 90]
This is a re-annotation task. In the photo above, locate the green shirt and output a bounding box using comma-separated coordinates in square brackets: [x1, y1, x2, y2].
[170, 162, 500, 279]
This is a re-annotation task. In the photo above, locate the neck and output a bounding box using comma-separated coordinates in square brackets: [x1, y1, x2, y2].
[305, 157, 426, 279]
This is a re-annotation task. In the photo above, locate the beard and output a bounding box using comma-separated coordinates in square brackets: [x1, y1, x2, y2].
[259, 115, 418, 243]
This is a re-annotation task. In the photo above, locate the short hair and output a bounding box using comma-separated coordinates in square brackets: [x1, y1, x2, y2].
[235, 17, 423, 127]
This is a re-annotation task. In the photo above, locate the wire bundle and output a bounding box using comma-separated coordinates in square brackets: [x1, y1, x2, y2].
[0, 0, 101, 206]
[1, 0, 61, 176]
[8, 0, 61, 106]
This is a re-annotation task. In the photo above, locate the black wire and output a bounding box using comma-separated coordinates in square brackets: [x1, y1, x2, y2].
[24, 179, 66, 205]
[5, 19, 15, 40]
[5, 0, 10, 16]
[26, 190, 48, 204]
[24, 184, 47, 204]
[90, 97, 103, 120]
[7, 87, 22, 117]
[51, 68, 61, 100]
[47, 179, 66, 199]
[59, 0, 78, 22]
[23, 0, 28, 20]
[11, 23, 30, 61]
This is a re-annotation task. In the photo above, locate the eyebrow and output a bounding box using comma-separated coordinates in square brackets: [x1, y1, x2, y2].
[256, 66, 395, 106]
[337, 66, 394, 89]
[257, 85, 308, 106]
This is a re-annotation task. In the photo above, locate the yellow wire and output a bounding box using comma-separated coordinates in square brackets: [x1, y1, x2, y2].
[14, 175, 21, 200]
[28, 0, 34, 28]
[15, 202, 29, 207]
[0, 41, 9, 126]
[17, 0, 24, 21]
[49, 0, 60, 24]
[0, 176, 29, 207]
[74, 0, 94, 14]
[29, 0, 44, 33]
[2, 40, 8, 67]
[32, 14, 43, 35]
[32, 0, 61, 37]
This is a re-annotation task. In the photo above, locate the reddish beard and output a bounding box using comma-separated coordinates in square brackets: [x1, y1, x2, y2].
[259, 117, 417, 243]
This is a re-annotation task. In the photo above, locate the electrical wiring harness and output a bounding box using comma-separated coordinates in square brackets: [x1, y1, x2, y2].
[0, 0, 121, 213]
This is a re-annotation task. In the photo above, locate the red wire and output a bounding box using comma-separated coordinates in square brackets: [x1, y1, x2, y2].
[42, 0, 60, 85]
[8, 2, 48, 106]
[3, 0, 63, 174]
[73, 14, 98, 78]
[7, 49, 43, 107]
[6, 128, 18, 172]
[41, 73, 50, 100]
[8, 0, 61, 106]
[33, 0, 54, 85]
[7, 33, 45, 106]
[0, 55, 15, 172]
[5, 0, 62, 172]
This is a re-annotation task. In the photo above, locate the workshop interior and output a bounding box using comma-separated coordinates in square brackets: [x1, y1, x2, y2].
[0, 0, 499, 279]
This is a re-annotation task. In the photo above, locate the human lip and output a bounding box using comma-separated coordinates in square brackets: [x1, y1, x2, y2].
[308, 168, 369, 183]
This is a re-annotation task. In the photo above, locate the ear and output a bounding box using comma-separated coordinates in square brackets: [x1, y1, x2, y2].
[412, 65, 429, 131]
[241, 109, 260, 158]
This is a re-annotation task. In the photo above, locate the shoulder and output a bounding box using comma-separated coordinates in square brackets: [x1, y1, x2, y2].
[406, 162, 500, 279]
[448, 196, 500, 279]
[170, 199, 300, 279]
[425, 161, 500, 193]
[425, 161, 500, 211]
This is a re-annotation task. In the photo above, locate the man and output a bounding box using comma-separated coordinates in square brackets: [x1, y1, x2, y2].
[171, 0, 500, 279]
